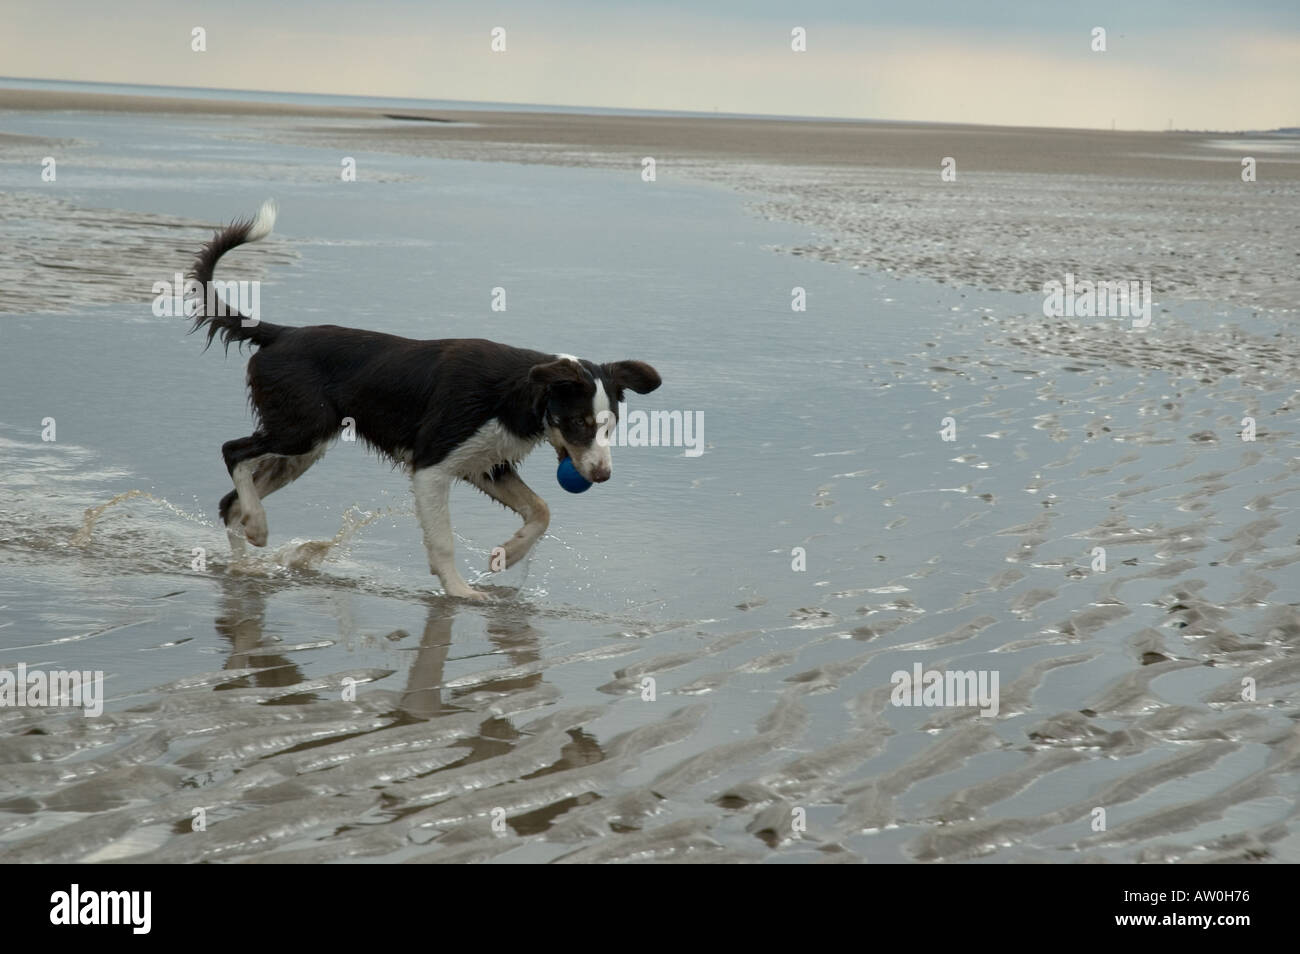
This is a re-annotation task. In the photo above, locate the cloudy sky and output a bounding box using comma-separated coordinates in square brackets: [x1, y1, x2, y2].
[3, 0, 1297, 130]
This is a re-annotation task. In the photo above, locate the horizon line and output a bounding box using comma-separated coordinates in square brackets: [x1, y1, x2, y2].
[3, 74, 1291, 137]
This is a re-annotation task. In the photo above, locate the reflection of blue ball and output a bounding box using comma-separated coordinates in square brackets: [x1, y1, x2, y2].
[557, 455, 593, 493]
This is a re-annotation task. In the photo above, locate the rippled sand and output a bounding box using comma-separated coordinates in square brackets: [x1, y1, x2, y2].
[2, 92, 1299, 863]
[0, 192, 297, 314]
[5, 304, 1299, 863]
[235, 101, 1300, 312]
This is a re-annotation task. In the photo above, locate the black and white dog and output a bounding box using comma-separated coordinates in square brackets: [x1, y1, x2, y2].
[189, 201, 661, 599]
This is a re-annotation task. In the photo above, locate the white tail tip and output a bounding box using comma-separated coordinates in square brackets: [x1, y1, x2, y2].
[246, 198, 278, 243]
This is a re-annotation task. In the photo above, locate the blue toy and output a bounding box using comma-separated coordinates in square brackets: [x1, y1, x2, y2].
[557, 455, 593, 493]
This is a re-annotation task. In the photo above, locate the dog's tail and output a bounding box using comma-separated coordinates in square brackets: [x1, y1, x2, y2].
[188, 199, 285, 350]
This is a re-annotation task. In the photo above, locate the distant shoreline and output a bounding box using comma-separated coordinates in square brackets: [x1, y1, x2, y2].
[3, 85, 1297, 311]
[5, 76, 1297, 135]
[3, 86, 1292, 182]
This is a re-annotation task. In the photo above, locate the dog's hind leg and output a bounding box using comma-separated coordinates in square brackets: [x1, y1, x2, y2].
[221, 436, 273, 547]
[466, 466, 550, 571]
[221, 436, 328, 548]
[411, 465, 485, 600]
[218, 488, 251, 558]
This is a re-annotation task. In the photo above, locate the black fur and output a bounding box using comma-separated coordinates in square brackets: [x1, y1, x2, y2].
[189, 213, 284, 351]
[190, 212, 662, 490]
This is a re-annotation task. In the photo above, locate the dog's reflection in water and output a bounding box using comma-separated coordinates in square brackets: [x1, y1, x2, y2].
[399, 598, 558, 759]
[400, 596, 607, 826]
[209, 577, 605, 829]
[211, 576, 547, 713]
[213, 577, 305, 690]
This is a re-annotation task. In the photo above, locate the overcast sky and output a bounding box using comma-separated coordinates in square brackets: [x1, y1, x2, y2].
[3, 0, 1297, 129]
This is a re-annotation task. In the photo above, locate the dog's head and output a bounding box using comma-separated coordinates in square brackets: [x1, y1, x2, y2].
[531, 355, 661, 483]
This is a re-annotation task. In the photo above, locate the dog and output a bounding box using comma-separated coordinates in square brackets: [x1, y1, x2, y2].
[188, 201, 661, 599]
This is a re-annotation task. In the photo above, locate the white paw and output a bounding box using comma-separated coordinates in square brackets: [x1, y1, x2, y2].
[436, 570, 488, 600]
[496, 525, 544, 569]
[241, 510, 268, 547]
[494, 540, 524, 570]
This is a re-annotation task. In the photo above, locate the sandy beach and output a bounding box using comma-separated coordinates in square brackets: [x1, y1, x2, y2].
[4, 87, 1298, 315]
[2, 85, 1299, 864]
[5, 88, 1289, 178]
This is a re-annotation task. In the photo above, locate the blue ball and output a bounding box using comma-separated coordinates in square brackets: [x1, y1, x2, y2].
[557, 455, 593, 493]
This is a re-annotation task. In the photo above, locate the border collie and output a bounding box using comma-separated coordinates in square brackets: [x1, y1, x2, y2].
[188, 201, 661, 599]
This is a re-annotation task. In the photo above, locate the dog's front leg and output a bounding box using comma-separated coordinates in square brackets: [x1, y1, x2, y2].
[468, 468, 550, 570]
[411, 467, 486, 600]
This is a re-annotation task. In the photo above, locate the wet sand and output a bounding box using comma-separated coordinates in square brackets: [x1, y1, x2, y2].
[3, 87, 1298, 314]
[1, 89, 1299, 864]
[4, 87, 1288, 179]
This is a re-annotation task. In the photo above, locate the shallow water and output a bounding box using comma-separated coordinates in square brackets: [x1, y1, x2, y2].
[1, 109, 1298, 862]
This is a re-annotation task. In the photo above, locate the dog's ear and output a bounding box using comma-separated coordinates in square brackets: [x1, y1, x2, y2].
[605, 360, 661, 395]
[530, 359, 588, 390]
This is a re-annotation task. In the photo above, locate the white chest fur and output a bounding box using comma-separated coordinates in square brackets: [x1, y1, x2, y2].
[439, 419, 543, 477]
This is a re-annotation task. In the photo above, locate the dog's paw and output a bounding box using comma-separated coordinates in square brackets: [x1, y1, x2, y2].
[493, 525, 544, 570]
[491, 541, 525, 571]
[438, 576, 489, 600]
[241, 510, 268, 548]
